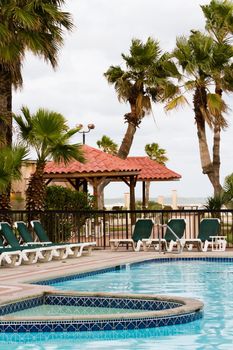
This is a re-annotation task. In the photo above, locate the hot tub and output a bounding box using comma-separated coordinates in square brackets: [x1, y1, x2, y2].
[0, 291, 203, 332]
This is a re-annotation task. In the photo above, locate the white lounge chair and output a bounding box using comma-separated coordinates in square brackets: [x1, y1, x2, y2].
[142, 218, 186, 252]
[0, 222, 48, 264]
[31, 220, 96, 258]
[181, 218, 226, 252]
[0, 244, 23, 267]
[110, 219, 154, 251]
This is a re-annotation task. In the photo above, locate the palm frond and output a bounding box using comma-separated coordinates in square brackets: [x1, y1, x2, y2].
[50, 143, 85, 165]
[165, 95, 189, 111]
[207, 93, 227, 117]
[0, 145, 28, 191]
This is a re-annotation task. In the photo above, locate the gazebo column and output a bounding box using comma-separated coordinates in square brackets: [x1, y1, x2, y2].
[89, 177, 103, 209]
[142, 181, 146, 209]
[129, 175, 137, 224]
[129, 176, 136, 212]
[83, 179, 88, 194]
[122, 175, 137, 224]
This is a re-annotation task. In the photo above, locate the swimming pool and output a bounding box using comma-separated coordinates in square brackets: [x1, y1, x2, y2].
[1, 259, 233, 349]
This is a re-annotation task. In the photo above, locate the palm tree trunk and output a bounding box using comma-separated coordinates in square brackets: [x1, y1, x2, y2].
[0, 66, 12, 147]
[0, 67, 13, 213]
[26, 161, 46, 212]
[118, 122, 137, 159]
[193, 87, 220, 193]
[212, 123, 222, 195]
[212, 85, 223, 196]
[0, 186, 12, 222]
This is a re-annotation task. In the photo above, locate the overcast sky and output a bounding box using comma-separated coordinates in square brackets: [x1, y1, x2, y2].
[13, 0, 233, 202]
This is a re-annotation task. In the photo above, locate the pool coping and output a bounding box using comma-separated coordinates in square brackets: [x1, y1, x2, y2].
[30, 255, 233, 285]
[0, 290, 203, 332]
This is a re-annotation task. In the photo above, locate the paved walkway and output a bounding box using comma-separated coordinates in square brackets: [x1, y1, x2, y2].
[1, 249, 233, 304]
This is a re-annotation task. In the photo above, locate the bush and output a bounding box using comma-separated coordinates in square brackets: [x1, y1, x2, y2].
[45, 186, 95, 210]
[44, 186, 95, 242]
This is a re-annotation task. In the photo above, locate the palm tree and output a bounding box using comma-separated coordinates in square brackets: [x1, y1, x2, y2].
[167, 31, 231, 195]
[0, 145, 28, 220]
[201, 0, 233, 44]
[14, 107, 85, 212]
[104, 37, 180, 159]
[97, 135, 118, 155]
[0, 0, 73, 148]
[145, 143, 168, 165]
[201, 0, 233, 195]
[144, 143, 168, 207]
[223, 173, 233, 208]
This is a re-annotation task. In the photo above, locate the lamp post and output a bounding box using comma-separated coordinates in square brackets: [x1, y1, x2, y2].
[77, 123, 95, 144]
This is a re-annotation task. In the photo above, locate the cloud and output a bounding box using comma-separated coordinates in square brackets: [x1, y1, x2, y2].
[12, 0, 233, 201]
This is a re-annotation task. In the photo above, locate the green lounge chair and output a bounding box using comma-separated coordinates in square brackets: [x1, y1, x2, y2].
[31, 220, 96, 257]
[0, 235, 23, 267]
[14, 221, 66, 261]
[0, 222, 55, 264]
[142, 218, 186, 252]
[182, 218, 226, 252]
[109, 218, 154, 251]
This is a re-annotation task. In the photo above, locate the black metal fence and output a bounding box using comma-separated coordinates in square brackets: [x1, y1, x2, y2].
[0, 209, 232, 249]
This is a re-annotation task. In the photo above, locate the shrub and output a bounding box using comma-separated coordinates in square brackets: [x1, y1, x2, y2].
[44, 186, 95, 242]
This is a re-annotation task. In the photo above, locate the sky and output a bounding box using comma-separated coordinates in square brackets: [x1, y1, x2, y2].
[13, 0, 233, 202]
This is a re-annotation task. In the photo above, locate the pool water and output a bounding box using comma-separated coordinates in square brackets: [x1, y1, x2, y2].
[1, 260, 233, 349]
[9, 304, 144, 316]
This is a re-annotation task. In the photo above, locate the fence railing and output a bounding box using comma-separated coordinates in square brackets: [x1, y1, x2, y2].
[0, 209, 232, 249]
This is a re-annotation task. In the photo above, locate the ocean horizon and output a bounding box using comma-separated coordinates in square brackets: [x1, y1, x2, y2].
[104, 196, 207, 207]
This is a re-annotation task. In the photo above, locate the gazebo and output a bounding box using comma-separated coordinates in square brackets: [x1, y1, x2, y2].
[44, 145, 181, 210]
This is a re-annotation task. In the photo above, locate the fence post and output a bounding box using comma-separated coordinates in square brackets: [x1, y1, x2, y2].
[103, 211, 106, 249]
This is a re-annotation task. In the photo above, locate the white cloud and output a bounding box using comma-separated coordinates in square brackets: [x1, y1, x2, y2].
[13, 0, 233, 201]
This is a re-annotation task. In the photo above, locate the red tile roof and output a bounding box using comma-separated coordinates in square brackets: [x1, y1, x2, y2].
[125, 157, 181, 181]
[44, 145, 181, 181]
[44, 145, 140, 175]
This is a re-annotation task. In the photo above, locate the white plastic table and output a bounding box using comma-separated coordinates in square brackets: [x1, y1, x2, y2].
[209, 236, 227, 251]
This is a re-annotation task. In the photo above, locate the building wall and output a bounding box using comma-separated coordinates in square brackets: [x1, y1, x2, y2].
[11, 161, 37, 209]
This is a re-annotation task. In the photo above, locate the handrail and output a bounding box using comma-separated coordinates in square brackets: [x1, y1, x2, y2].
[158, 224, 183, 254]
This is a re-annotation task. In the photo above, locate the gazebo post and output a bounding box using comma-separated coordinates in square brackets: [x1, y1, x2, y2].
[83, 179, 88, 194]
[142, 181, 146, 209]
[129, 175, 136, 224]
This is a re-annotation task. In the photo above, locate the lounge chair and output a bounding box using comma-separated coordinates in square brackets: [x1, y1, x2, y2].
[30, 220, 96, 258]
[14, 221, 66, 261]
[109, 218, 154, 251]
[0, 222, 50, 264]
[142, 218, 186, 252]
[0, 235, 23, 267]
[182, 218, 226, 252]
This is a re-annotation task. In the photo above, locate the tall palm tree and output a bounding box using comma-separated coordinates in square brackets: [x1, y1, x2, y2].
[144, 143, 168, 207]
[14, 107, 85, 212]
[201, 0, 233, 195]
[97, 135, 118, 155]
[167, 31, 231, 195]
[101, 38, 179, 210]
[0, 145, 28, 220]
[0, 0, 73, 148]
[104, 37, 180, 159]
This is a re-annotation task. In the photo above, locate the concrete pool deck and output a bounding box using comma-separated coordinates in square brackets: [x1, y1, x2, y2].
[1, 249, 233, 304]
